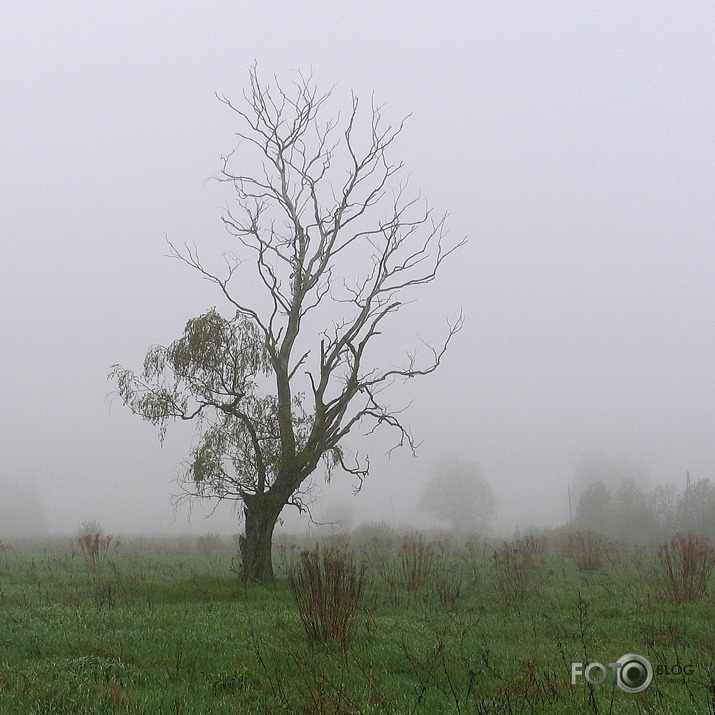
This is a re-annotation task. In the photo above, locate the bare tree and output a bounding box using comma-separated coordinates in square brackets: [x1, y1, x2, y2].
[110, 65, 464, 582]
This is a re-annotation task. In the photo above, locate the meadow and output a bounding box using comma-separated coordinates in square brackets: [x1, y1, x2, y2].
[0, 530, 713, 714]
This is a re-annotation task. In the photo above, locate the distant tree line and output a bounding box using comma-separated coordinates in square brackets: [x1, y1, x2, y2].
[576, 476, 715, 544]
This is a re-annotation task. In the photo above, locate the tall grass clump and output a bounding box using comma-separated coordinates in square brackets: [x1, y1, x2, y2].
[289, 546, 367, 647]
[656, 532, 715, 602]
[567, 530, 607, 571]
[492, 536, 544, 604]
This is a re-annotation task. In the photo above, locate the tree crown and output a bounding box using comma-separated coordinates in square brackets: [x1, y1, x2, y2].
[110, 66, 464, 511]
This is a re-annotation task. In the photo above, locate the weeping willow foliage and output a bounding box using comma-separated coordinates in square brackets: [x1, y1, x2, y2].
[109, 309, 318, 501]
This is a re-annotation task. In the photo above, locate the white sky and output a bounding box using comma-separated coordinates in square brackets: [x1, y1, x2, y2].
[2, 2, 714, 537]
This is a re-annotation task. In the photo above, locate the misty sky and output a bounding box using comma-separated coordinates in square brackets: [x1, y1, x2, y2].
[2, 3, 714, 537]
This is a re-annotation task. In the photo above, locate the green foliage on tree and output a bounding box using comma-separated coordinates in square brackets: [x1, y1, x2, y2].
[111, 309, 315, 502]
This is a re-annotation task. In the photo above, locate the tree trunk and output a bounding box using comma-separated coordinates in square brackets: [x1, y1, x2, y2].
[238, 494, 284, 582]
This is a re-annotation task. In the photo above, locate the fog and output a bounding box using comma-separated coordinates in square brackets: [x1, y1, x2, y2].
[3, 3, 714, 539]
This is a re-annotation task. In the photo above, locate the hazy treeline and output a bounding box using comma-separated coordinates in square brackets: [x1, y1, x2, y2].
[576, 476, 715, 544]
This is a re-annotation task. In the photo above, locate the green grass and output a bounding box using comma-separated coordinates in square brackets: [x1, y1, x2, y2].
[0, 538, 713, 713]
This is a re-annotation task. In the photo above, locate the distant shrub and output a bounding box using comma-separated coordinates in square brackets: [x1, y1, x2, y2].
[656, 532, 715, 602]
[567, 530, 607, 571]
[76, 520, 104, 539]
[350, 521, 396, 549]
[324, 533, 352, 551]
[492, 537, 544, 604]
[518, 533, 547, 557]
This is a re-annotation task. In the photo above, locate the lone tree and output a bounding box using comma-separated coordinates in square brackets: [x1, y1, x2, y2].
[418, 456, 496, 533]
[110, 66, 463, 582]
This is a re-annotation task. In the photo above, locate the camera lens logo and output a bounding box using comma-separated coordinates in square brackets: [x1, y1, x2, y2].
[615, 654, 653, 693]
[571, 654, 653, 693]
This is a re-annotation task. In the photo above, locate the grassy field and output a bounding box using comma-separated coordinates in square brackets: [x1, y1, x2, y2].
[0, 532, 713, 714]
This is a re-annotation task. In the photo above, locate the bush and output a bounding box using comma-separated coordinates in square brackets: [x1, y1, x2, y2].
[492, 537, 543, 604]
[289, 546, 367, 647]
[567, 530, 607, 571]
[76, 519, 104, 539]
[350, 521, 396, 549]
[656, 532, 715, 602]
